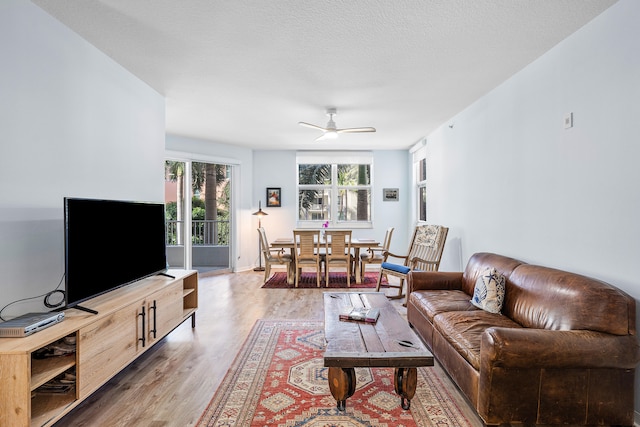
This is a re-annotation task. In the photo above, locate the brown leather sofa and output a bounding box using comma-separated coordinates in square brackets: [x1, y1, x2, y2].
[407, 252, 640, 426]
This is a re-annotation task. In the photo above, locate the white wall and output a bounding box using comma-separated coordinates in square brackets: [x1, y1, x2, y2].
[0, 1, 165, 317]
[165, 134, 255, 271]
[426, 0, 640, 414]
[251, 150, 412, 262]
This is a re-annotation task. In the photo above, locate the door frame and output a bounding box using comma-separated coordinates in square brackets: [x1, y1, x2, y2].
[165, 150, 239, 273]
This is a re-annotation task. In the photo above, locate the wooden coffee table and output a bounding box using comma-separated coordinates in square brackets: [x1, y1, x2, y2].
[323, 292, 433, 411]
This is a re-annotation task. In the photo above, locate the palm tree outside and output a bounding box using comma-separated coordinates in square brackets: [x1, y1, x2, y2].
[165, 160, 231, 271]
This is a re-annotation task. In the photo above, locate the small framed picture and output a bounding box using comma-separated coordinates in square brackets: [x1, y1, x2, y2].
[383, 188, 399, 201]
[266, 187, 281, 207]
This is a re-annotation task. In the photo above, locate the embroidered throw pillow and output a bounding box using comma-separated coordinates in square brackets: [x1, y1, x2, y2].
[471, 268, 506, 314]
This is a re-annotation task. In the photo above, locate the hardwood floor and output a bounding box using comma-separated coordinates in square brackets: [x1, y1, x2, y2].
[53, 269, 481, 426]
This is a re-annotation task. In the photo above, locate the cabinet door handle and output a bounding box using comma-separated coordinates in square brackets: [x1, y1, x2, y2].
[150, 300, 157, 339]
[138, 306, 146, 347]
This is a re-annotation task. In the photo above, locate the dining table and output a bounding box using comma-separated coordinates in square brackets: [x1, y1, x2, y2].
[270, 235, 381, 285]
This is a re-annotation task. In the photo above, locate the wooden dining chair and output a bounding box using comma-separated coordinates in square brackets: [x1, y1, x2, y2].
[293, 229, 322, 288]
[257, 227, 293, 283]
[377, 224, 448, 305]
[359, 227, 394, 280]
[324, 229, 353, 287]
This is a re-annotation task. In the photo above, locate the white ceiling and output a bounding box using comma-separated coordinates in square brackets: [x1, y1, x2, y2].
[32, 0, 616, 151]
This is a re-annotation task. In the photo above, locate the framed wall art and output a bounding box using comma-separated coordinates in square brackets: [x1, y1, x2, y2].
[266, 187, 281, 207]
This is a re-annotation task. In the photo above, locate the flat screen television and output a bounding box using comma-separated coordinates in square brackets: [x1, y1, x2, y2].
[64, 197, 167, 312]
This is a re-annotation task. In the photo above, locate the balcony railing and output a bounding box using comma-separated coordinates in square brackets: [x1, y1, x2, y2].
[166, 220, 230, 246]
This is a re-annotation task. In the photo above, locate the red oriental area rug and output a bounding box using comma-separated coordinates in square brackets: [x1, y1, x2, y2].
[262, 272, 388, 289]
[197, 320, 477, 427]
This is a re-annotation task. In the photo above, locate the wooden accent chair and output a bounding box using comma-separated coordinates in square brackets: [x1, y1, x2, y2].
[257, 227, 293, 283]
[376, 224, 448, 304]
[324, 229, 353, 287]
[359, 227, 394, 280]
[293, 229, 323, 288]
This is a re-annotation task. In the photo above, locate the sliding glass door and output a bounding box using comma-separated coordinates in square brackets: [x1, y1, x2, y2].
[164, 160, 232, 274]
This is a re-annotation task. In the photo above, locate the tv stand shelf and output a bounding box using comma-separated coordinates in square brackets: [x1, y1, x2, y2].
[31, 353, 76, 389]
[0, 269, 198, 427]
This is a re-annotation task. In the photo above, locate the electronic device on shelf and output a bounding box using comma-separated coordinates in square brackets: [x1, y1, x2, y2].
[64, 197, 168, 314]
[0, 312, 65, 338]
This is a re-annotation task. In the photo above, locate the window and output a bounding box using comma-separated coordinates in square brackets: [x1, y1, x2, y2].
[297, 152, 373, 228]
[417, 158, 427, 222]
[412, 140, 427, 222]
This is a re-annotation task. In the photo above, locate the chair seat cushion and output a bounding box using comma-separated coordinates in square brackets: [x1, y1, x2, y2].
[267, 254, 292, 262]
[361, 253, 384, 262]
[381, 262, 410, 275]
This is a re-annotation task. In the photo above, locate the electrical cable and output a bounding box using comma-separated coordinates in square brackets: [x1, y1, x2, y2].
[0, 273, 65, 321]
[44, 289, 65, 308]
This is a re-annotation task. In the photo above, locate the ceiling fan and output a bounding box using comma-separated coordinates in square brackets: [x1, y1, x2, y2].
[298, 108, 376, 141]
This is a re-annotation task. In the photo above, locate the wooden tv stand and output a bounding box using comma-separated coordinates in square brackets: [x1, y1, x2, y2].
[0, 269, 198, 427]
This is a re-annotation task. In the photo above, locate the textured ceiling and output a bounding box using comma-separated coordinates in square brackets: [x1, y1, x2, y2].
[32, 0, 616, 151]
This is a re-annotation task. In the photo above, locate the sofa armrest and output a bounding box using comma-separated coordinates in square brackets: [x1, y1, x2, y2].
[407, 271, 464, 293]
[481, 327, 640, 370]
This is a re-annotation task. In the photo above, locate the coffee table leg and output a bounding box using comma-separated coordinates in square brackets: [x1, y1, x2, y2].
[328, 367, 356, 411]
[394, 367, 417, 410]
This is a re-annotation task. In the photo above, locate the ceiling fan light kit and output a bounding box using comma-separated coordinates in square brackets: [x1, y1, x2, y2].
[316, 130, 338, 141]
[299, 108, 375, 141]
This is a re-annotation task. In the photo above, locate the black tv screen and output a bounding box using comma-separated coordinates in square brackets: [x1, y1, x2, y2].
[64, 197, 167, 308]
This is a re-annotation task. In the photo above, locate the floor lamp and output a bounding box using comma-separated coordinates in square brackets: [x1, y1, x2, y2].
[253, 201, 268, 271]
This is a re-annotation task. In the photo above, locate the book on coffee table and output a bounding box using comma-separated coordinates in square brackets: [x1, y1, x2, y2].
[339, 307, 380, 323]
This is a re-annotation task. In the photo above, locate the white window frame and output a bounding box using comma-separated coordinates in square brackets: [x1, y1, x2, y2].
[411, 140, 428, 223]
[296, 151, 373, 229]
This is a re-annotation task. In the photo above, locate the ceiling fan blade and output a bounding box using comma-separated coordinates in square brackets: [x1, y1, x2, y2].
[336, 127, 376, 133]
[298, 121, 327, 132]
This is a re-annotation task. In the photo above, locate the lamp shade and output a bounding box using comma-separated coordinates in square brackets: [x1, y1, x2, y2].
[252, 200, 268, 217]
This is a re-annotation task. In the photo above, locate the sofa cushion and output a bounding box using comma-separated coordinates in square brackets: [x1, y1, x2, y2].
[505, 264, 636, 334]
[410, 290, 477, 322]
[461, 252, 524, 296]
[471, 268, 506, 314]
[433, 311, 522, 370]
